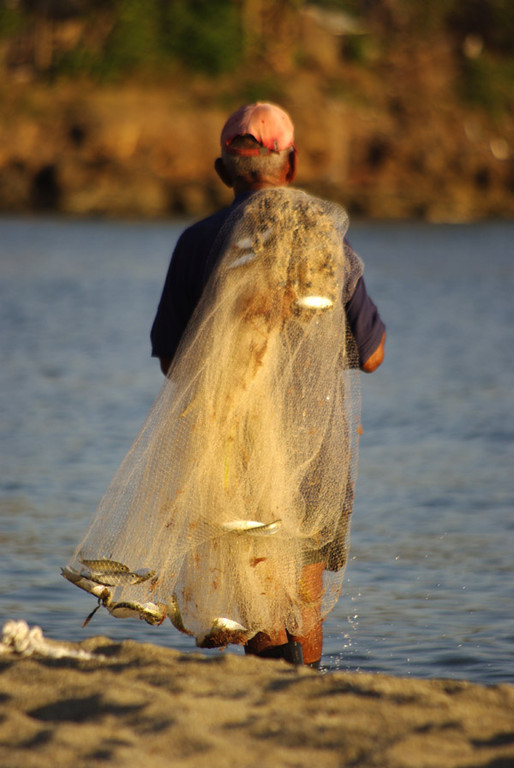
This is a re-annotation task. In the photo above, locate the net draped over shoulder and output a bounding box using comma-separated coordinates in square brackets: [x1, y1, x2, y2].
[63, 188, 363, 647]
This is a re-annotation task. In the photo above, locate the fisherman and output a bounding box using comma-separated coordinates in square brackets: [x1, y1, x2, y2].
[150, 103, 386, 668]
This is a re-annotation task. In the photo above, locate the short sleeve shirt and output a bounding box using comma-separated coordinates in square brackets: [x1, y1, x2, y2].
[151, 193, 385, 367]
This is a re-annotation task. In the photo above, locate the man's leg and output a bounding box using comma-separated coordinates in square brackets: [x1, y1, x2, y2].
[244, 562, 324, 666]
[287, 562, 323, 665]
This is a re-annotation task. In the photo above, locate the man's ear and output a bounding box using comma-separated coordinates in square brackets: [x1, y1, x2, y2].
[286, 149, 297, 184]
[214, 157, 233, 188]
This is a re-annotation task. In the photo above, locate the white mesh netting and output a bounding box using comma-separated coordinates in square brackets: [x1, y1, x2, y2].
[63, 187, 363, 648]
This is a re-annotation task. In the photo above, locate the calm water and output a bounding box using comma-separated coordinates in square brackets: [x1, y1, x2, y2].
[1, 215, 513, 684]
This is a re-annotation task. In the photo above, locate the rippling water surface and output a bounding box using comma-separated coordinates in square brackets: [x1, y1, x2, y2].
[1, 215, 513, 684]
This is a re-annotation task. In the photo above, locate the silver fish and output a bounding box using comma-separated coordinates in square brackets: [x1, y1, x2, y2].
[167, 595, 193, 636]
[196, 617, 249, 648]
[228, 249, 257, 269]
[221, 519, 281, 536]
[79, 557, 130, 573]
[61, 566, 112, 602]
[61, 566, 113, 627]
[296, 295, 333, 310]
[211, 617, 247, 632]
[81, 567, 155, 587]
[228, 227, 273, 270]
[108, 600, 166, 626]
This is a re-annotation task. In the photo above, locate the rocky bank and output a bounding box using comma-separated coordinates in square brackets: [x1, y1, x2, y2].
[1, 32, 513, 222]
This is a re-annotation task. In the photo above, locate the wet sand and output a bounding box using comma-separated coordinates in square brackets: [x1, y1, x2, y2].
[1, 630, 513, 768]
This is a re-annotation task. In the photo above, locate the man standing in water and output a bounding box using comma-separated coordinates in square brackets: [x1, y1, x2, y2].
[151, 103, 385, 667]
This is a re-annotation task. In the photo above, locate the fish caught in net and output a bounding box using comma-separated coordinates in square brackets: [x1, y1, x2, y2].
[62, 187, 363, 648]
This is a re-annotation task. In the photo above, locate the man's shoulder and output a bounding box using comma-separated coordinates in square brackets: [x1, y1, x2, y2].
[177, 204, 234, 249]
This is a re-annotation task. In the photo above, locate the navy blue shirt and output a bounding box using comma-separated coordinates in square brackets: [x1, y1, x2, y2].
[151, 193, 385, 367]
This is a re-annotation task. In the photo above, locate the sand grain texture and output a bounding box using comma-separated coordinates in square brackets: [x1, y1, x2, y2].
[0, 636, 513, 768]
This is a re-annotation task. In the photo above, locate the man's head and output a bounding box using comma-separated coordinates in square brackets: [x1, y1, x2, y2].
[215, 102, 297, 194]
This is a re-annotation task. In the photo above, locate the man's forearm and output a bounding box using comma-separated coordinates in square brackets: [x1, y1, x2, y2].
[361, 331, 386, 373]
[159, 358, 172, 376]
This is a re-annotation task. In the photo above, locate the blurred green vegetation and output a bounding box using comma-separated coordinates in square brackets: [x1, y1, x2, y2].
[1, 0, 513, 115]
[0, 0, 245, 79]
[459, 54, 514, 118]
[103, 0, 243, 76]
[0, 3, 23, 36]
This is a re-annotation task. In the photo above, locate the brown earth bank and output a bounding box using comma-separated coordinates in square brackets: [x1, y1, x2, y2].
[1, 40, 513, 223]
[1, 634, 514, 768]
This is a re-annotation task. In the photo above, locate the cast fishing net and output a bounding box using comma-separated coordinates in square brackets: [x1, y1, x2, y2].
[63, 187, 363, 648]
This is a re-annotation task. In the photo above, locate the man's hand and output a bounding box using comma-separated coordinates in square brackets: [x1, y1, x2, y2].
[159, 358, 172, 376]
[361, 331, 385, 373]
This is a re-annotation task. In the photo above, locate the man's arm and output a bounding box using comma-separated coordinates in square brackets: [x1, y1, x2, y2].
[344, 275, 386, 373]
[159, 358, 172, 376]
[151, 232, 196, 374]
[361, 330, 385, 373]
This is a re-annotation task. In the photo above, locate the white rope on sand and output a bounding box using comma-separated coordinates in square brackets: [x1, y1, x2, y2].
[0, 619, 104, 661]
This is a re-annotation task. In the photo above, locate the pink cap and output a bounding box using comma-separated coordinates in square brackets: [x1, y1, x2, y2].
[221, 102, 295, 155]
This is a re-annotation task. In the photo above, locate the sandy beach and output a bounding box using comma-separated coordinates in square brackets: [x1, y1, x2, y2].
[1, 624, 513, 768]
